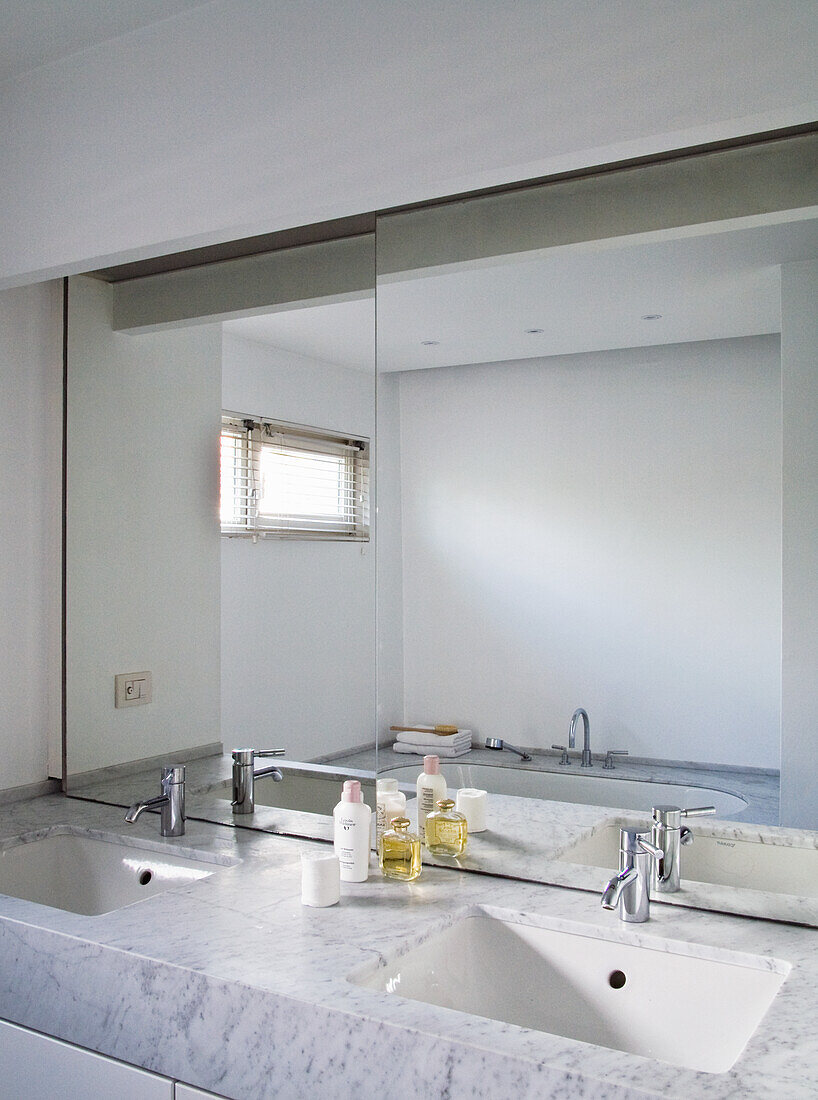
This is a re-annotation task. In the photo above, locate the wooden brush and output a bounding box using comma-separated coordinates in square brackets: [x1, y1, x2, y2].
[390, 724, 459, 735]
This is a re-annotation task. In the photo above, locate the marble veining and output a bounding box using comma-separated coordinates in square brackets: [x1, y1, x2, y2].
[0, 795, 816, 1097]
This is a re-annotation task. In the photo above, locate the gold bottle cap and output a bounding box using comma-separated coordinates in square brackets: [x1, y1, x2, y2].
[436, 799, 456, 810]
[391, 817, 411, 830]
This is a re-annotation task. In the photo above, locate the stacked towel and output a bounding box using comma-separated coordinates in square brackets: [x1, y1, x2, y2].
[391, 727, 473, 758]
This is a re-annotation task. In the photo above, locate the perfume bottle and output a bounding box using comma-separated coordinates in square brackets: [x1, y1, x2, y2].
[424, 799, 468, 856]
[379, 817, 422, 881]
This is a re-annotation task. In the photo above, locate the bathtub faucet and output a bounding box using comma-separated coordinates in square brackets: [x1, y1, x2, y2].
[485, 738, 532, 762]
[569, 707, 593, 767]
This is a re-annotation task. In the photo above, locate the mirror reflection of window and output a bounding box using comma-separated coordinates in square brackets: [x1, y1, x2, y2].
[220, 414, 370, 540]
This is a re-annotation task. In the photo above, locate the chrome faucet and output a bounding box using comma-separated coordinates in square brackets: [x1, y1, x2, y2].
[568, 707, 592, 767]
[601, 827, 663, 923]
[484, 737, 532, 762]
[651, 804, 716, 893]
[231, 748, 285, 814]
[124, 765, 185, 837]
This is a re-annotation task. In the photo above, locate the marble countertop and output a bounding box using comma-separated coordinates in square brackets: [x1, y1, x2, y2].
[0, 794, 816, 1099]
[67, 749, 808, 925]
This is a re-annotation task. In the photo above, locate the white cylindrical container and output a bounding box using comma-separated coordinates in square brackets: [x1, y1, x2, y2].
[376, 778, 407, 853]
[456, 788, 488, 833]
[333, 779, 372, 882]
[416, 755, 447, 843]
[301, 851, 341, 907]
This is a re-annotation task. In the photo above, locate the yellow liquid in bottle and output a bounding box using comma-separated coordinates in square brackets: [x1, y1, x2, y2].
[379, 820, 422, 881]
[425, 799, 468, 856]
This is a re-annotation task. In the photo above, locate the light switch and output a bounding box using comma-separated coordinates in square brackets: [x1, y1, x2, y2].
[115, 671, 152, 708]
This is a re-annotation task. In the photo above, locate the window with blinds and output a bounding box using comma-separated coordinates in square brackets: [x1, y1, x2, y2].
[220, 414, 370, 540]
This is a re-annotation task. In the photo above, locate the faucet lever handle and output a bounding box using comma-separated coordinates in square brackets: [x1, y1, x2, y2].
[231, 748, 285, 764]
[551, 744, 571, 766]
[681, 805, 716, 818]
[636, 835, 664, 860]
[603, 749, 628, 770]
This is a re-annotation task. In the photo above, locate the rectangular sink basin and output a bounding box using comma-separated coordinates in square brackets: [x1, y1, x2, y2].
[557, 822, 818, 897]
[351, 909, 789, 1073]
[0, 830, 225, 915]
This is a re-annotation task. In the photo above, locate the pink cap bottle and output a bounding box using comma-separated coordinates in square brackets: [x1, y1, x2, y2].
[423, 755, 440, 774]
[342, 779, 363, 802]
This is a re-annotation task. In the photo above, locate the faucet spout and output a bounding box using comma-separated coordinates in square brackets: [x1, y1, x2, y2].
[601, 866, 639, 909]
[568, 708, 592, 767]
[253, 764, 284, 783]
[125, 794, 168, 824]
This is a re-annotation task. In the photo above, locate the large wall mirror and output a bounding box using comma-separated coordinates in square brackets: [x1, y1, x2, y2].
[373, 131, 818, 881]
[66, 132, 818, 884]
[65, 236, 378, 840]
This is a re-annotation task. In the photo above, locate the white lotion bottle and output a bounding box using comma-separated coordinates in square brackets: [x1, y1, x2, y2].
[333, 780, 372, 882]
[416, 755, 447, 843]
[376, 778, 407, 853]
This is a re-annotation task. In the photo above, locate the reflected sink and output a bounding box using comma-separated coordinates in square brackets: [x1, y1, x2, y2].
[208, 766, 375, 817]
[351, 909, 789, 1073]
[0, 829, 225, 915]
[557, 822, 818, 897]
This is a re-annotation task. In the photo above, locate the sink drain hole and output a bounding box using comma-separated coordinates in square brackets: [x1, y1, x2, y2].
[608, 970, 627, 989]
[138, 869, 153, 886]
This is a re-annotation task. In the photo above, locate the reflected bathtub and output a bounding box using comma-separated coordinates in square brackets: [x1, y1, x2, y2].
[381, 761, 747, 818]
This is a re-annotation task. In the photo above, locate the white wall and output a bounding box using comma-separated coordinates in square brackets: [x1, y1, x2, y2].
[391, 336, 781, 767]
[2, 1, 817, 285]
[0, 283, 62, 787]
[220, 333, 375, 760]
[781, 259, 818, 828]
[66, 277, 221, 775]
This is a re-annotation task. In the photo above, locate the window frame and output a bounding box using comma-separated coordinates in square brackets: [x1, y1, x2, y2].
[220, 412, 370, 542]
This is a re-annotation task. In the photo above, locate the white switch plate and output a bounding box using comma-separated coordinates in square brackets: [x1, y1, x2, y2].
[115, 671, 152, 708]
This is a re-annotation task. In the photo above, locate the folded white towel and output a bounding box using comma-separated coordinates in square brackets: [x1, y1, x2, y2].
[392, 741, 472, 758]
[394, 728, 473, 748]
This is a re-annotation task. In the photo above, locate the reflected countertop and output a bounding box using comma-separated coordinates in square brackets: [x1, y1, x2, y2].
[0, 795, 816, 1098]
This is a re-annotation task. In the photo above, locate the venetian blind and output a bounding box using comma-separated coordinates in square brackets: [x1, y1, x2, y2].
[220, 414, 370, 540]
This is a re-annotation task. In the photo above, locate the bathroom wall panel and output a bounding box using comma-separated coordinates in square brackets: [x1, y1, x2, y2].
[395, 335, 781, 767]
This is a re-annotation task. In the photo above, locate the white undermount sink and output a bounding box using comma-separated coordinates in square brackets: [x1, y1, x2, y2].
[557, 822, 818, 897]
[351, 908, 789, 1073]
[0, 829, 225, 915]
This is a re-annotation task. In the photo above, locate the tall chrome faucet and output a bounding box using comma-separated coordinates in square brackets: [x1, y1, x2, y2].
[651, 804, 716, 892]
[124, 765, 186, 837]
[601, 827, 663, 922]
[568, 707, 593, 767]
[231, 748, 285, 814]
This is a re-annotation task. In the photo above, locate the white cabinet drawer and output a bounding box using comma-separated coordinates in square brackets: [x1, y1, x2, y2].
[0, 1019, 172, 1098]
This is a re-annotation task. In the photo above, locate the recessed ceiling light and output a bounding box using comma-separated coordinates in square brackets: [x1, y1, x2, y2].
[420, 339, 440, 346]
[525, 328, 545, 334]
[641, 314, 662, 321]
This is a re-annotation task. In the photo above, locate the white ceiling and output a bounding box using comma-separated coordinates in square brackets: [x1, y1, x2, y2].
[0, 0, 210, 83]
[222, 216, 818, 373]
[3, 2, 817, 285]
[224, 298, 375, 374]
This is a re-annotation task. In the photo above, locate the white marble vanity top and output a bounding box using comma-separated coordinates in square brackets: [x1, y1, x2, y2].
[0, 794, 815, 1099]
